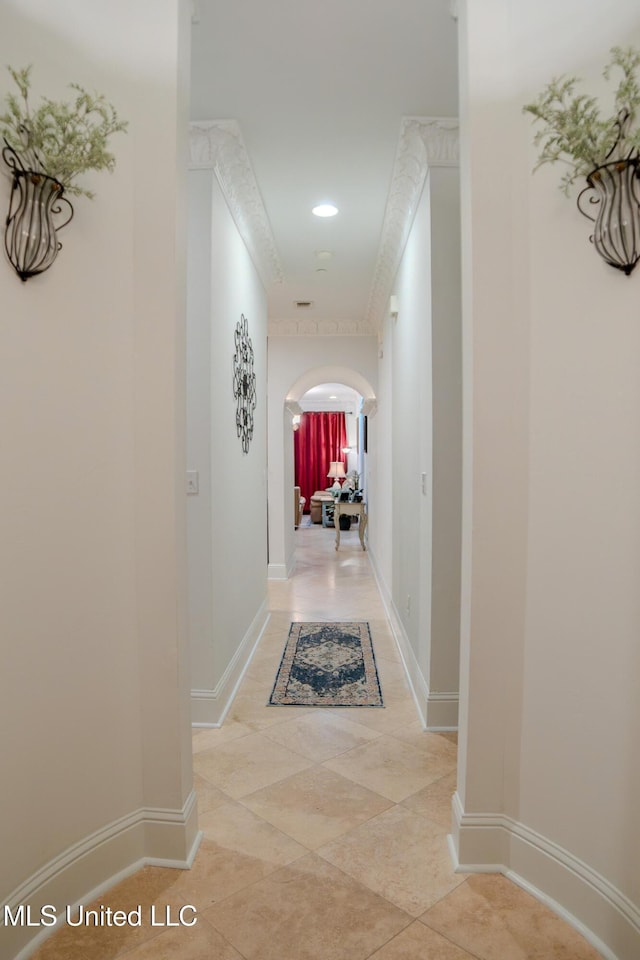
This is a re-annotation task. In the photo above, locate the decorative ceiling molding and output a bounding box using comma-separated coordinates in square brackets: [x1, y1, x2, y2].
[189, 120, 284, 288]
[268, 317, 377, 337]
[413, 116, 459, 167]
[365, 116, 459, 331]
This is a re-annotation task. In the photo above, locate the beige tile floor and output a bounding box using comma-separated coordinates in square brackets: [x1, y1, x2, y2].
[31, 521, 603, 960]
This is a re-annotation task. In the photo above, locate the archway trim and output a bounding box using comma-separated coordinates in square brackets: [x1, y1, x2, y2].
[285, 365, 377, 417]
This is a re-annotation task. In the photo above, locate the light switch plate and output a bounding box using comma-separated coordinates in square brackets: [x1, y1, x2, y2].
[186, 470, 199, 495]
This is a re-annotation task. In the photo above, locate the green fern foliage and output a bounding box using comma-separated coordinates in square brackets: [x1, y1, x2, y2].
[0, 65, 127, 198]
[523, 47, 640, 194]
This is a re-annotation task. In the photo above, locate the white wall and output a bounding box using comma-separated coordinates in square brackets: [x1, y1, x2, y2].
[267, 336, 378, 578]
[455, 2, 640, 957]
[0, 2, 196, 958]
[392, 181, 433, 687]
[370, 160, 461, 731]
[369, 181, 434, 724]
[429, 167, 462, 722]
[187, 167, 269, 724]
[186, 170, 215, 690]
[368, 337, 392, 588]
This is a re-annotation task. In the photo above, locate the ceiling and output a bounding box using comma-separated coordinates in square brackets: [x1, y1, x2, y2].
[190, 0, 458, 327]
[299, 383, 361, 409]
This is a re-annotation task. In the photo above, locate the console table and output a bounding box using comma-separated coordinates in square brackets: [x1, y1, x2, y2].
[321, 500, 335, 527]
[334, 501, 367, 551]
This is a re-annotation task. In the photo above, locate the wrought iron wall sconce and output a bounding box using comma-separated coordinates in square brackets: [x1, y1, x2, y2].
[577, 157, 640, 276]
[523, 47, 640, 278]
[3, 141, 73, 281]
[232, 314, 257, 453]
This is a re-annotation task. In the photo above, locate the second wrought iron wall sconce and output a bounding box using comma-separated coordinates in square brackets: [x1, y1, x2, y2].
[577, 157, 640, 276]
[3, 141, 74, 281]
[524, 46, 640, 277]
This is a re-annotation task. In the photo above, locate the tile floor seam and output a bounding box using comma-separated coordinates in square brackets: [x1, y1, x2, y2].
[308, 851, 419, 926]
[215, 765, 314, 801]
[359, 916, 417, 960]
[395, 805, 454, 834]
[204, 845, 312, 904]
[236, 771, 396, 832]
[193, 730, 255, 752]
[417, 879, 496, 960]
[112, 914, 244, 960]
[259, 731, 386, 764]
[200, 851, 415, 960]
[417, 909, 487, 960]
[110, 927, 167, 960]
[306, 851, 419, 920]
[314, 805, 467, 918]
[308, 798, 403, 852]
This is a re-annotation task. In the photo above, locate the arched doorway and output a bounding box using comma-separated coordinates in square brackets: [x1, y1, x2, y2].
[267, 364, 377, 581]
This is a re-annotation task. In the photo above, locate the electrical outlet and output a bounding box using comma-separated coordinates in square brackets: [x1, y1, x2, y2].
[421, 472, 428, 495]
[406, 594, 411, 616]
[186, 470, 199, 495]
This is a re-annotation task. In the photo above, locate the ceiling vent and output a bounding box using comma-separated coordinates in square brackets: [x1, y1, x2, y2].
[295, 300, 314, 309]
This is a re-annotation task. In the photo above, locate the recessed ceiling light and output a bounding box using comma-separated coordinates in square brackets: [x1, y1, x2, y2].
[312, 204, 339, 217]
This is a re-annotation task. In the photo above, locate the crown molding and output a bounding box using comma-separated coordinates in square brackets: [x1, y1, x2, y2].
[365, 116, 459, 331]
[412, 116, 459, 167]
[189, 120, 283, 288]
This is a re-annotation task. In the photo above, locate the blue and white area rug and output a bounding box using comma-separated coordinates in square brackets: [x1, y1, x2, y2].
[269, 621, 383, 707]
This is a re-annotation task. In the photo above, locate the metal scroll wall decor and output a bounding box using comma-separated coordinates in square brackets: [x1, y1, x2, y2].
[232, 314, 257, 453]
[577, 156, 640, 276]
[3, 141, 74, 281]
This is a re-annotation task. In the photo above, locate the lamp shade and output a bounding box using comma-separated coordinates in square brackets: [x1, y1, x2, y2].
[327, 461, 346, 479]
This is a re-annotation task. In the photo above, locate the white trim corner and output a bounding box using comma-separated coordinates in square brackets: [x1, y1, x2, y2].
[452, 799, 640, 960]
[190, 600, 270, 724]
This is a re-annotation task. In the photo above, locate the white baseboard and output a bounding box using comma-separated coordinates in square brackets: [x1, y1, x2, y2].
[190, 600, 270, 725]
[425, 690, 459, 729]
[3, 792, 202, 960]
[268, 550, 295, 581]
[451, 792, 640, 960]
[367, 546, 458, 730]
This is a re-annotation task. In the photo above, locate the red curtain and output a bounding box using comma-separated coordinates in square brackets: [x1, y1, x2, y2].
[294, 412, 347, 511]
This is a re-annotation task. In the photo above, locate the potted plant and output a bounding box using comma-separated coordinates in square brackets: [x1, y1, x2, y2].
[0, 65, 127, 280]
[523, 46, 640, 274]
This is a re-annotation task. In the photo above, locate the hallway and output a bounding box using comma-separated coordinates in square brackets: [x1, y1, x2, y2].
[31, 524, 601, 960]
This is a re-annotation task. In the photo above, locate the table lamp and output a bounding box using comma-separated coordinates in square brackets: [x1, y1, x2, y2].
[327, 461, 346, 491]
